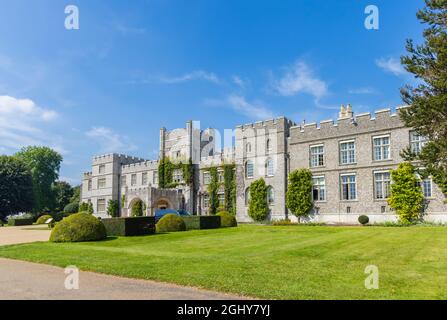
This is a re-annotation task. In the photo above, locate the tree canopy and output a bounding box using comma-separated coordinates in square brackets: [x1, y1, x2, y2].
[0, 156, 34, 219]
[14, 146, 63, 213]
[286, 169, 313, 223]
[400, 0, 447, 198]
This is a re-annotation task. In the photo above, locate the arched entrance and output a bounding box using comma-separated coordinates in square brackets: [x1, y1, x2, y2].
[155, 198, 172, 210]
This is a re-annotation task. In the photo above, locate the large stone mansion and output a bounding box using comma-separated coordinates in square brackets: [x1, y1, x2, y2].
[81, 105, 447, 224]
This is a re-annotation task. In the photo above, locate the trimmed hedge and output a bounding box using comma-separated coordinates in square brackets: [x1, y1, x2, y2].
[102, 217, 155, 236]
[36, 215, 53, 225]
[182, 216, 221, 230]
[50, 212, 107, 242]
[64, 202, 79, 214]
[8, 218, 34, 226]
[156, 214, 186, 233]
[358, 215, 370, 225]
[216, 211, 237, 228]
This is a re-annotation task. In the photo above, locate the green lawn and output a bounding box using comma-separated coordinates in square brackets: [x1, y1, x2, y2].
[1, 224, 446, 299]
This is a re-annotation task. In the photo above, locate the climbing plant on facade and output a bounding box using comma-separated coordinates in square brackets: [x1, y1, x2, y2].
[248, 178, 269, 222]
[158, 157, 193, 188]
[207, 167, 220, 215]
[223, 164, 236, 214]
[286, 169, 313, 223]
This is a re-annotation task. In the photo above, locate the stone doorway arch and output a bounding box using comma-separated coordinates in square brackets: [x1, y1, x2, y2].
[155, 198, 173, 210]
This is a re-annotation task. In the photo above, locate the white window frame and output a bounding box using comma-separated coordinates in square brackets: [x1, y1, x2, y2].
[373, 135, 391, 161]
[88, 179, 92, 191]
[410, 131, 427, 155]
[310, 144, 325, 168]
[341, 173, 357, 201]
[340, 140, 356, 165]
[266, 158, 274, 177]
[131, 174, 137, 186]
[374, 171, 391, 200]
[267, 186, 274, 204]
[142, 172, 148, 185]
[98, 164, 106, 174]
[245, 160, 254, 179]
[98, 178, 106, 189]
[312, 176, 326, 202]
[173, 169, 184, 183]
[203, 171, 211, 185]
[153, 171, 158, 184]
[97, 199, 106, 213]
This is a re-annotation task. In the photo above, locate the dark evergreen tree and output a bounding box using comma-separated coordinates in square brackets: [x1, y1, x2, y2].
[400, 0, 447, 198]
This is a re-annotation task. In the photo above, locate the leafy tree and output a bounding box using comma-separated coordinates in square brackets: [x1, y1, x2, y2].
[87, 202, 94, 214]
[388, 162, 424, 223]
[14, 146, 62, 213]
[63, 202, 79, 214]
[0, 156, 34, 220]
[223, 164, 236, 214]
[248, 178, 269, 222]
[70, 185, 80, 204]
[131, 199, 144, 217]
[79, 202, 89, 212]
[286, 169, 313, 223]
[52, 181, 73, 212]
[400, 0, 447, 199]
[107, 199, 119, 217]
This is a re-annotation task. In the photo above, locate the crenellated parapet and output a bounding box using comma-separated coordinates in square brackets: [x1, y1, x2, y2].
[199, 147, 235, 168]
[121, 160, 159, 173]
[289, 106, 408, 144]
[235, 116, 296, 132]
[83, 172, 92, 179]
[92, 153, 147, 165]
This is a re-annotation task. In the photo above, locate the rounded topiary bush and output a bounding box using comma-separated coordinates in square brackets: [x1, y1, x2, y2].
[36, 214, 52, 225]
[358, 215, 370, 225]
[156, 214, 186, 233]
[217, 211, 237, 228]
[50, 212, 107, 242]
[64, 202, 79, 214]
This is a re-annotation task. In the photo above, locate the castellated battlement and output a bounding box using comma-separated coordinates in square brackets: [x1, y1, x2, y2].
[289, 106, 408, 144]
[83, 172, 92, 179]
[121, 160, 159, 173]
[200, 147, 235, 168]
[92, 153, 147, 165]
[236, 117, 295, 132]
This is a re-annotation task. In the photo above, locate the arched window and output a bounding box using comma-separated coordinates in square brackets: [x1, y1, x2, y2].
[245, 160, 254, 178]
[246, 142, 251, 153]
[266, 138, 272, 152]
[245, 188, 250, 206]
[267, 186, 274, 204]
[265, 158, 274, 177]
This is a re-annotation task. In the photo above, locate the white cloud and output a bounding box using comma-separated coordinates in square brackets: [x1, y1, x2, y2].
[158, 70, 221, 85]
[375, 57, 408, 76]
[272, 60, 328, 98]
[0, 95, 62, 153]
[205, 95, 275, 120]
[232, 75, 246, 89]
[86, 127, 137, 153]
[348, 87, 375, 94]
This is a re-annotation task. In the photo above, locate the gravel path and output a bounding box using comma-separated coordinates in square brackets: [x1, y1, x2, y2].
[0, 258, 245, 300]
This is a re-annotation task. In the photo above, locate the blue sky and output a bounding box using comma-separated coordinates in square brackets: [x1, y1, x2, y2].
[0, 0, 425, 184]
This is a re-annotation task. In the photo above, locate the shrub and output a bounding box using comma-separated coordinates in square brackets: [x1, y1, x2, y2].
[388, 162, 424, 223]
[216, 211, 237, 227]
[36, 214, 53, 224]
[107, 200, 119, 217]
[182, 216, 221, 230]
[131, 199, 144, 217]
[102, 217, 155, 236]
[156, 214, 186, 232]
[49, 212, 107, 242]
[64, 202, 79, 214]
[79, 202, 89, 212]
[248, 178, 269, 222]
[8, 218, 34, 226]
[286, 169, 313, 223]
[358, 215, 369, 225]
[272, 219, 298, 226]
